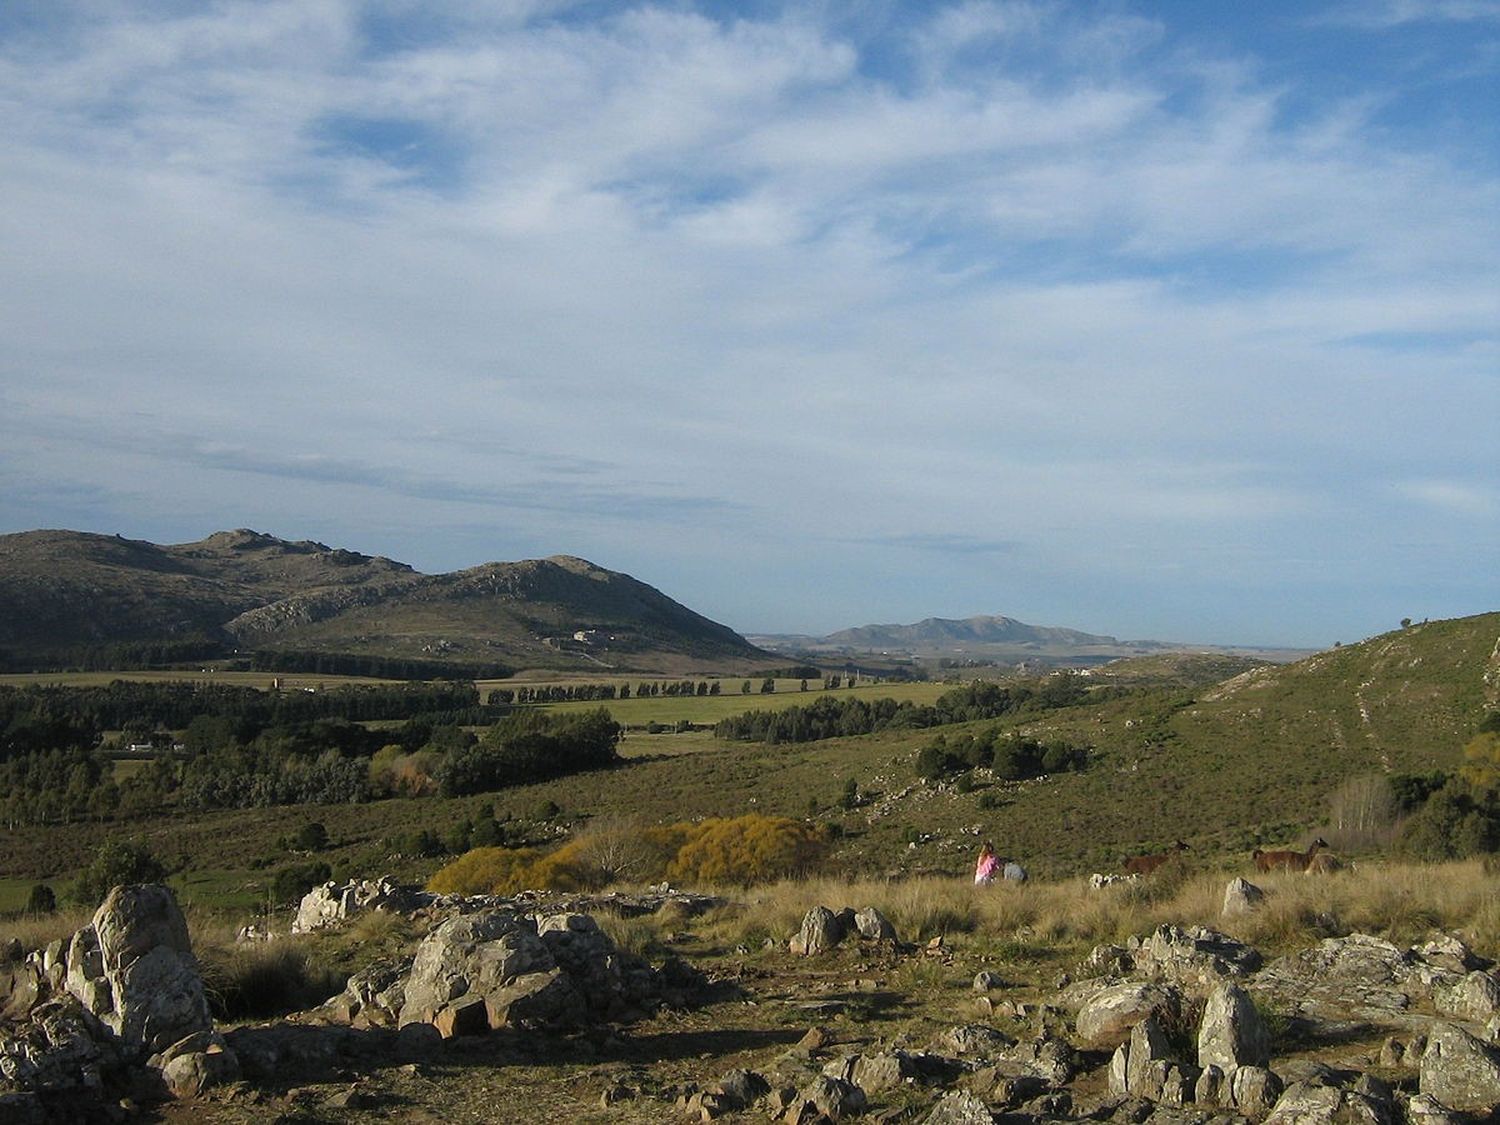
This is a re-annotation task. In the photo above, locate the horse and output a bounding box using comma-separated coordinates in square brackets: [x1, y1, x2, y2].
[1252, 837, 1330, 873]
[1123, 840, 1189, 876]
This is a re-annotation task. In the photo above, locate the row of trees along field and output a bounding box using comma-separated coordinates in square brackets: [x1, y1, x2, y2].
[712, 676, 1094, 744]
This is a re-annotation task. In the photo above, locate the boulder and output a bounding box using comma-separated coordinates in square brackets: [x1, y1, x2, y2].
[1230, 1065, 1284, 1116]
[1075, 981, 1180, 1048]
[89, 885, 212, 1055]
[924, 1090, 997, 1124]
[1195, 1063, 1226, 1105]
[1222, 877, 1266, 918]
[1420, 1021, 1500, 1112]
[790, 1074, 865, 1120]
[1403, 1092, 1463, 1124]
[853, 907, 897, 942]
[1197, 982, 1271, 1071]
[789, 907, 847, 956]
[291, 877, 434, 934]
[1125, 1015, 1175, 1100]
[1433, 971, 1500, 1023]
[1135, 924, 1262, 989]
[397, 911, 560, 1028]
[1264, 1081, 1389, 1125]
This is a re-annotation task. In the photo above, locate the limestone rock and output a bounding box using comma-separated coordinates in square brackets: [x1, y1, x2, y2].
[1222, 877, 1266, 918]
[1136, 924, 1262, 989]
[397, 911, 558, 1028]
[1420, 1022, 1500, 1112]
[853, 907, 897, 942]
[1126, 1015, 1175, 1100]
[1433, 971, 1500, 1023]
[1198, 982, 1271, 1071]
[1075, 981, 1180, 1048]
[789, 907, 847, 956]
[924, 1090, 997, 1124]
[291, 876, 434, 934]
[1230, 1065, 1284, 1116]
[90, 885, 212, 1055]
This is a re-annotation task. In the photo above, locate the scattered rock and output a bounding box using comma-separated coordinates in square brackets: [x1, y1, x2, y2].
[1433, 970, 1500, 1023]
[1420, 1021, 1500, 1112]
[1222, 877, 1265, 918]
[789, 907, 847, 956]
[1075, 981, 1180, 1048]
[924, 1089, 997, 1123]
[291, 877, 435, 934]
[1134, 924, 1262, 989]
[853, 907, 898, 943]
[1198, 982, 1271, 1071]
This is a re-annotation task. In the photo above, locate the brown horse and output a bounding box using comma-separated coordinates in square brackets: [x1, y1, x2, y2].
[1124, 840, 1189, 876]
[1252, 837, 1329, 873]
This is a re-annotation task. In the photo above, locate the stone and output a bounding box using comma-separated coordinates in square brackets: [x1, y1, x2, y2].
[1231, 1066, 1284, 1116]
[715, 1067, 770, 1109]
[853, 907, 897, 942]
[1198, 982, 1271, 1071]
[936, 1024, 1017, 1062]
[1126, 1016, 1174, 1100]
[160, 1042, 241, 1098]
[1264, 1082, 1389, 1125]
[924, 1090, 997, 1124]
[1420, 1021, 1500, 1112]
[1222, 877, 1266, 918]
[973, 970, 1001, 992]
[1403, 1093, 1462, 1124]
[850, 1050, 922, 1093]
[397, 911, 572, 1029]
[1433, 971, 1500, 1023]
[1418, 933, 1482, 975]
[1108, 1043, 1130, 1096]
[1079, 943, 1135, 978]
[90, 885, 212, 1055]
[0, 964, 42, 1023]
[792, 1075, 865, 1120]
[1136, 924, 1262, 989]
[291, 876, 433, 934]
[1076, 982, 1180, 1048]
[789, 907, 847, 956]
[1195, 1063, 1226, 1105]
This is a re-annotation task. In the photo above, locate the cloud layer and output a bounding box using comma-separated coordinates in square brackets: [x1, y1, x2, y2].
[2, 1, 1496, 646]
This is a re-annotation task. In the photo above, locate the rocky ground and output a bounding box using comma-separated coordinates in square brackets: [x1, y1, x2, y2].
[5, 876, 1500, 1123]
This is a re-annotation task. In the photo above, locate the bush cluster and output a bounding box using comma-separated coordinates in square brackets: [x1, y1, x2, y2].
[916, 729, 1088, 781]
[426, 812, 831, 894]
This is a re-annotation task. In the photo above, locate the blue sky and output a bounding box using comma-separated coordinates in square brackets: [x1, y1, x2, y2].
[1, 1, 1496, 648]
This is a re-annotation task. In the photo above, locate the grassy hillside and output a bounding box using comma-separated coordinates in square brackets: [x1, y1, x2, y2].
[3, 614, 1494, 908]
[0, 530, 776, 674]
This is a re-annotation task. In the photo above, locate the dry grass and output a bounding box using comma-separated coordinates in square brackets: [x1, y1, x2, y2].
[0, 905, 95, 955]
[686, 860, 1500, 961]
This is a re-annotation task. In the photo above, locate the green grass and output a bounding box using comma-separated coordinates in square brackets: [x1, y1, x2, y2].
[494, 679, 951, 726]
[3, 613, 1493, 912]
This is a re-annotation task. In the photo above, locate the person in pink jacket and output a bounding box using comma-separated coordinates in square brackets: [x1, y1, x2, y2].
[974, 841, 1000, 885]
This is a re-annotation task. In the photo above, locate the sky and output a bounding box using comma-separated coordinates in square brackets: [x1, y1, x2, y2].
[1, 1, 1496, 649]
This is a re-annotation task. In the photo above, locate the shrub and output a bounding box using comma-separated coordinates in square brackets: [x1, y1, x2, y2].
[74, 840, 167, 906]
[294, 821, 329, 852]
[664, 814, 830, 886]
[25, 884, 56, 916]
[199, 940, 344, 1020]
[271, 861, 331, 906]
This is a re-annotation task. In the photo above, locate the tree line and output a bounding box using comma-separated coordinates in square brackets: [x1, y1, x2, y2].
[712, 676, 1092, 745]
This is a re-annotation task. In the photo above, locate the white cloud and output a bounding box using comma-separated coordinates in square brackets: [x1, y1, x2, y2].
[0, 1, 1495, 643]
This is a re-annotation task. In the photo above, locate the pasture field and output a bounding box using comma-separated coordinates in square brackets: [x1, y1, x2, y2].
[505, 679, 951, 726]
[0, 669, 396, 691]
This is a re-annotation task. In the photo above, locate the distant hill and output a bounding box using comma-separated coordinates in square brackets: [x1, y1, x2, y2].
[748, 613, 1300, 667]
[0, 529, 774, 675]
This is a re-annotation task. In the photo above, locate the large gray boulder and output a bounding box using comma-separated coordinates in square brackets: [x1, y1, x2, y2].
[397, 911, 581, 1031]
[1125, 1014, 1175, 1100]
[789, 906, 847, 956]
[1433, 971, 1500, 1023]
[88, 885, 213, 1056]
[1420, 1022, 1500, 1112]
[291, 876, 434, 934]
[1134, 923, 1262, 989]
[1198, 982, 1271, 1071]
[1222, 877, 1266, 918]
[1075, 981, 1180, 1048]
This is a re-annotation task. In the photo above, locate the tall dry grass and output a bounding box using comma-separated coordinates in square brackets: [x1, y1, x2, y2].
[691, 860, 1500, 960]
